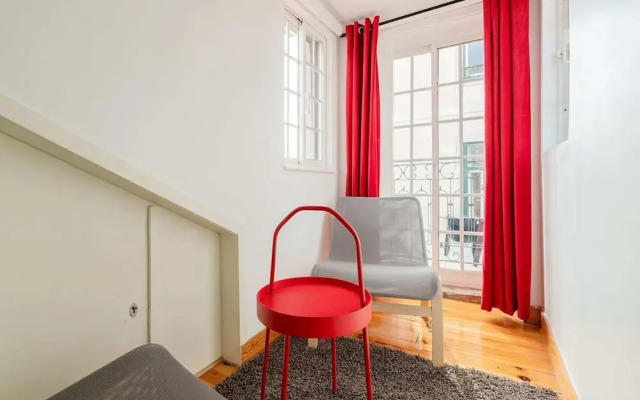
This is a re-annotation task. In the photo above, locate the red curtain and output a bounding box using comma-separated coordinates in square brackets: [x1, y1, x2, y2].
[481, 0, 532, 320]
[345, 17, 381, 197]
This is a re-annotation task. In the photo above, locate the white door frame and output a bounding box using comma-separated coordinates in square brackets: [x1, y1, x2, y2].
[389, 33, 485, 290]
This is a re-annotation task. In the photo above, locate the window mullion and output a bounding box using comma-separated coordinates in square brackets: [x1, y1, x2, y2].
[298, 28, 305, 163]
[409, 56, 414, 196]
[458, 44, 465, 271]
[431, 45, 440, 274]
[284, 23, 289, 159]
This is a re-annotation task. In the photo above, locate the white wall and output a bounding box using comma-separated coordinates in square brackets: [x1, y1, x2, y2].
[542, 1, 640, 399]
[0, 0, 339, 344]
[0, 132, 150, 399]
[0, 130, 226, 398]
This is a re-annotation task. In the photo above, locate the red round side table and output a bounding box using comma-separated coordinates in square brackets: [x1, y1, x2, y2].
[256, 206, 374, 400]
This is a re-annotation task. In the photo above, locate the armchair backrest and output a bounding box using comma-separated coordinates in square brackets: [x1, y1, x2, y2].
[329, 197, 428, 265]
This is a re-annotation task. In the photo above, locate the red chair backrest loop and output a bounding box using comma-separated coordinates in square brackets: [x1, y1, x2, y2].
[268, 206, 366, 307]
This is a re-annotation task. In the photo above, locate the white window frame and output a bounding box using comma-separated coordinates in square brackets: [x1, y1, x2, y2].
[433, 35, 485, 290]
[391, 32, 485, 290]
[283, 8, 334, 173]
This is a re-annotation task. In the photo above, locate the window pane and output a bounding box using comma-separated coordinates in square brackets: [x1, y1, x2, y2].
[307, 99, 321, 129]
[463, 119, 484, 152]
[304, 35, 313, 64]
[439, 45, 459, 84]
[393, 162, 411, 194]
[314, 40, 324, 69]
[393, 57, 411, 92]
[287, 126, 298, 159]
[413, 90, 432, 124]
[393, 127, 410, 160]
[288, 26, 299, 59]
[306, 68, 321, 98]
[314, 71, 321, 98]
[393, 93, 411, 126]
[283, 56, 287, 87]
[463, 160, 485, 195]
[413, 53, 431, 89]
[287, 92, 298, 125]
[463, 234, 483, 271]
[462, 80, 484, 118]
[288, 58, 298, 92]
[463, 40, 484, 79]
[439, 231, 462, 270]
[438, 85, 460, 121]
[439, 196, 461, 228]
[413, 125, 432, 159]
[438, 160, 461, 195]
[412, 161, 432, 195]
[464, 196, 484, 221]
[439, 121, 460, 158]
[283, 90, 287, 122]
[305, 129, 318, 160]
[416, 196, 432, 231]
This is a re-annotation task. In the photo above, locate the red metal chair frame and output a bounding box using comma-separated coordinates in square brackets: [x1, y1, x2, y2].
[258, 206, 373, 400]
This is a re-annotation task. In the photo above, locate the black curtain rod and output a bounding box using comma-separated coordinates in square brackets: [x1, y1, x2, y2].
[339, 0, 467, 38]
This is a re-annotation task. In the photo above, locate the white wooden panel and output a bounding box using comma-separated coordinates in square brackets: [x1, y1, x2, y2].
[0, 133, 149, 400]
[149, 207, 221, 373]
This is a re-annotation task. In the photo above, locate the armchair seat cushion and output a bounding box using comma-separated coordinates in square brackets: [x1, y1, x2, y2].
[313, 261, 441, 301]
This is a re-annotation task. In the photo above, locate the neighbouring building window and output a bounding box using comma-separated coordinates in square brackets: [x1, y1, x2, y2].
[284, 10, 329, 171]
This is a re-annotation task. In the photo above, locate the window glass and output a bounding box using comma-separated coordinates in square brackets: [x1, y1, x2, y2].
[438, 45, 459, 84]
[393, 57, 411, 92]
[413, 90, 432, 124]
[393, 93, 411, 126]
[393, 128, 411, 160]
[438, 85, 460, 121]
[462, 81, 484, 118]
[413, 125, 432, 159]
[413, 53, 431, 89]
[462, 40, 484, 79]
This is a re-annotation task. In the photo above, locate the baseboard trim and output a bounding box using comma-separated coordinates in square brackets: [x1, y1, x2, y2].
[196, 357, 223, 377]
[442, 285, 481, 304]
[542, 313, 579, 400]
[241, 329, 282, 363]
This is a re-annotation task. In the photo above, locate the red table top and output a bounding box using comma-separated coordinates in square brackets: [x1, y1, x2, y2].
[257, 277, 372, 338]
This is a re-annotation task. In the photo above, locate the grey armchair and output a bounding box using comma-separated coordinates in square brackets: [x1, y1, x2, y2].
[311, 197, 444, 366]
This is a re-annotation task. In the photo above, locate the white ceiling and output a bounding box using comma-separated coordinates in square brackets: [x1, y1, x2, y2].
[318, 0, 455, 25]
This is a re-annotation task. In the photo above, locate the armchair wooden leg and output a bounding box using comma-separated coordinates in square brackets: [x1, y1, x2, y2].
[307, 338, 318, 348]
[431, 296, 445, 367]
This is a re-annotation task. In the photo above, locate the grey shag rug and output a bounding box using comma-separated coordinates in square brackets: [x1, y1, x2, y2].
[216, 337, 557, 400]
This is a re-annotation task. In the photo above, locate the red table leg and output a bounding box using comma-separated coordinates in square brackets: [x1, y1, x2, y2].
[260, 328, 271, 400]
[362, 327, 373, 400]
[280, 335, 291, 400]
[331, 338, 338, 394]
